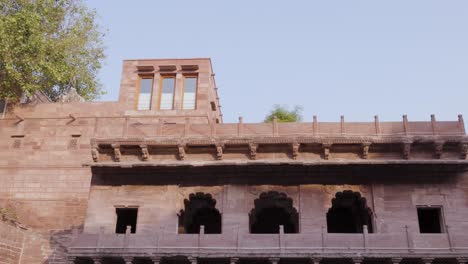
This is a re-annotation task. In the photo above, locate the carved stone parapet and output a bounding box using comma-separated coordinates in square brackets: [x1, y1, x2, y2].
[140, 144, 149, 161]
[291, 143, 300, 160]
[322, 143, 332, 160]
[178, 144, 186, 161]
[216, 144, 224, 160]
[402, 142, 412, 160]
[362, 142, 371, 159]
[111, 143, 121, 162]
[460, 142, 468, 160]
[434, 141, 444, 159]
[249, 143, 258, 160]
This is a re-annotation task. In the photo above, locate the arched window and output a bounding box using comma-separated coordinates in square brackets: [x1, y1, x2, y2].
[178, 192, 221, 234]
[249, 191, 299, 234]
[326, 190, 373, 233]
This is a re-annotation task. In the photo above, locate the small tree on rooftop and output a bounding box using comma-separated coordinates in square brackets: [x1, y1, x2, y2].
[264, 105, 303, 123]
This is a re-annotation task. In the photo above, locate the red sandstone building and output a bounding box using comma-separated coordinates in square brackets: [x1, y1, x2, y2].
[0, 58, 468, 264]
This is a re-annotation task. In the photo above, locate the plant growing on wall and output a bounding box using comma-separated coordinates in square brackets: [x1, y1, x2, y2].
[264, 104, 303, 123]
[0, 0, 106, 102]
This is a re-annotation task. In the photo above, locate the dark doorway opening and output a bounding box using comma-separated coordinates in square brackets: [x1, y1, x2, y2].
[249, 191, 299, 234]
[115, 207, 138, 234]
[417, 207, 443, 233]
[178, 192, 222, 234]
[326, 190, 373, 233]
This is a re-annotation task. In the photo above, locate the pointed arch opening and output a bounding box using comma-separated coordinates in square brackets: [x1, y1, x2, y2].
[178, 192, 221, 234]
[326, 190, 373, 233]
[249, 191, 299, 234]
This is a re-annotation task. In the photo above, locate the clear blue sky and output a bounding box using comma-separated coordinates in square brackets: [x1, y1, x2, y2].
[85, 1, 468, 124]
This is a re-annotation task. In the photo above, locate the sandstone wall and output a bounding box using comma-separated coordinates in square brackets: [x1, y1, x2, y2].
[84, 178, 468, 235]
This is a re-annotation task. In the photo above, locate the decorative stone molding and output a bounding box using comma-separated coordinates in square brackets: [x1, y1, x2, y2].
[249, 143, 258, 160]
[140, 144, 149, 161]
[111, 143, 121, 162]
[362, 142, 371, 159]
[291, 143, 300, 160]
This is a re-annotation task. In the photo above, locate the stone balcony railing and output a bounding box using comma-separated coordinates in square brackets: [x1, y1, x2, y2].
[68, 228, 468, 259]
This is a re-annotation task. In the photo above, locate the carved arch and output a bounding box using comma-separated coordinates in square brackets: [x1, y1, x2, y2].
[249, 191, 299, 233]
[178, 192, 221, 234]
[326, 190, 373, 233]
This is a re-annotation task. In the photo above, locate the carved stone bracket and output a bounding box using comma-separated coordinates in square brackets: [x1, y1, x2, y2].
[249, 143, 258, 160]
[216, 144, 224, 160]
[291, 143, 300, 160]
[421, 258, 434, 264]
[322, 143, 332, 160]
[178, 144, 186, 161]
[402, 142, 412, 160]
[362, 142, 371, 159]
[140, 144, 149, 161]
[461, 143, 468, 160]
[434, 141, 444, 159]
[91, 146, 99, 162]
[112, 143, 121, 162]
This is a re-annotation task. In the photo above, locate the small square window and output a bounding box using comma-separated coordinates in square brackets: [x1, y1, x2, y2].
[115, 208, 138, 234]
[417, 207, 443, 233]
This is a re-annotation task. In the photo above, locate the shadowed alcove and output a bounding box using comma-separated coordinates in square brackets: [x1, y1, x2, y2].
[178, 192, 222, 234]
[249, 191, 299, 234]
[326, 190, 373, 233]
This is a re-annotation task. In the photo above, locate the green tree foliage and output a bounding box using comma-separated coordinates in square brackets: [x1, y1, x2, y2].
[264, 104, 303, 123]
[0, 0, 105, 102]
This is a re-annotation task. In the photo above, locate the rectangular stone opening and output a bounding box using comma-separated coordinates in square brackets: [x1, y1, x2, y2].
[417, 207, 443, 233]
[115, 207, 138, 234]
